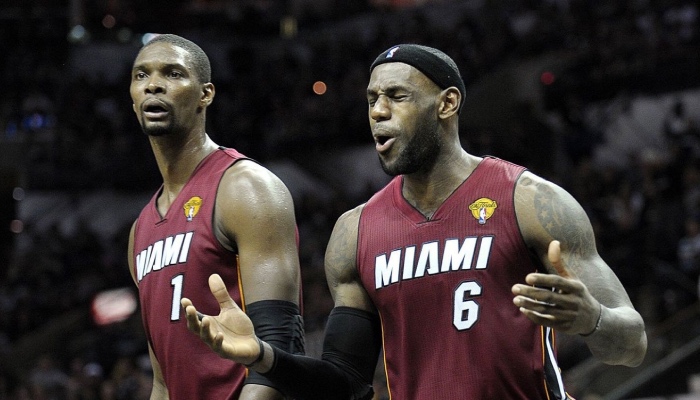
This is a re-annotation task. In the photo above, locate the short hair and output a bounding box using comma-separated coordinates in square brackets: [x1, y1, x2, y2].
[140, 34, 212, 83]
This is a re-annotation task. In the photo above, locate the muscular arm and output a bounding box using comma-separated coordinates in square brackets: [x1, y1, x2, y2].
[513, 171, 647, 367]
[324, 206, 376, 312]
[128, 222, 169, 399]
[216, 160, 302, 399]
[216, 160, 301, 305]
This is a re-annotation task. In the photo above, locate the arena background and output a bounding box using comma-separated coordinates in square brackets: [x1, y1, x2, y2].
[1, 0, 700, 398]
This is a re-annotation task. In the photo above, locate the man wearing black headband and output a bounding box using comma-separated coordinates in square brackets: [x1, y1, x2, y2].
[183, 44, 647, 399]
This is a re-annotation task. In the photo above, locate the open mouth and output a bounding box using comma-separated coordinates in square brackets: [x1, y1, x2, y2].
[374, 134, 396, 153]
[376, 134, 391, 145]
[143, 102, 169, 119]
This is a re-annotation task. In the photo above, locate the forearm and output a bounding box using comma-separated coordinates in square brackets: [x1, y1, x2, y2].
[583, 305, 647, 367]
[245, 300, 305, 391]
[254, 307, 381, 400]
[261, 347, 361, 400]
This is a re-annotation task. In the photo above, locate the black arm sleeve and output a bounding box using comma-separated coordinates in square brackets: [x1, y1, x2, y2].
[262, 307, 382, 400]
[245, 300, 305, 389]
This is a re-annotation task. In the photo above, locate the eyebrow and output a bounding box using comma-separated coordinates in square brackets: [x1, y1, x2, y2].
[132, 62, 187, 72]
[367, 84, 407, 96]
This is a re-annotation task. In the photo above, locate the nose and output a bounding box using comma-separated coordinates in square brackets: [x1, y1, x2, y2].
[145, 78, 165, 94]
[369, 96, 390, 122]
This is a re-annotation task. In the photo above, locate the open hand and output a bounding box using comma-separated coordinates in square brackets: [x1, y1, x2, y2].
[181, 274, 261, 365]
[511, 240, 600, 335]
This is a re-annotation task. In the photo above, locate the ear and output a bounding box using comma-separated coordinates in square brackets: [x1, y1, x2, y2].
[132, 103, 137, 113]
[200, 82, 215, 108]
[438, 87, 460, 119]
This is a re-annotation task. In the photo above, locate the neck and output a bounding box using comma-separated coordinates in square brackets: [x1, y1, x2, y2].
[402, 149, 481, 219]
[151, 130, 218, 190]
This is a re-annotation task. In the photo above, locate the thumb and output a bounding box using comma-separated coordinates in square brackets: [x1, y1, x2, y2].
[548, 240, 573, 278]
[208, 274, 237, 311]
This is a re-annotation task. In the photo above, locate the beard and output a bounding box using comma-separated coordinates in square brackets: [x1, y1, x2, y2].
[379, 116, 441, 176]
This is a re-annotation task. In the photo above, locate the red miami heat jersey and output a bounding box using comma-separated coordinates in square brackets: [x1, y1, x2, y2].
[133, 147, 248, 399]
[357, 157, 568, 399]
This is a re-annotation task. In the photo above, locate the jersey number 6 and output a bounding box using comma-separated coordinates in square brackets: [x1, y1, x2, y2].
[453, 280, 482, 330]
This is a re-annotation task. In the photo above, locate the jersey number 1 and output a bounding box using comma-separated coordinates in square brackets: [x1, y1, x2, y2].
[171, 274, 184, 321]
[453, 281, 482, 330]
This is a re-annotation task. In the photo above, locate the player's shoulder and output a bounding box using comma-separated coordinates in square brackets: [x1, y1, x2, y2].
[337, 203, 366, 227]
[327, 203, 365, 249]
[220, 159, 290, 196]
[515, 170, 573, 202]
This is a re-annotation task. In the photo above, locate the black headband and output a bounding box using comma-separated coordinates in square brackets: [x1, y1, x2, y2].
[370, 44, 466, 113]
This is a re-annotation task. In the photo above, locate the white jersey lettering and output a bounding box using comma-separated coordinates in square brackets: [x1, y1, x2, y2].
[136, 231, 195, 283]
[375, 249, 402, 288]
[374, 236, 494, 289]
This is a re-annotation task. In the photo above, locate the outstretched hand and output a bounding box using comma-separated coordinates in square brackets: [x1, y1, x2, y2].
[181, 274, 261, 365]
[511, 240, 600, 336]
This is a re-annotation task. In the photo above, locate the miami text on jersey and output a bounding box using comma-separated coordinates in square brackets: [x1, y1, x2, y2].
[374, 235, 493, 289]
[136, 231, 194, 282]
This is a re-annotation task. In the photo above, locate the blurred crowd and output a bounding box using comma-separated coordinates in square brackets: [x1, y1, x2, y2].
[1, 0, 700, 398]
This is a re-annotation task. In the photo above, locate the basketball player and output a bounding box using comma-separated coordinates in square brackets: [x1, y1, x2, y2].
[182, 44, 647, 399]
[127, 34, 303, 399]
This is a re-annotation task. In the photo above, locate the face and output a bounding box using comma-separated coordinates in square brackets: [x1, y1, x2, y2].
[366, 63, 442, 176]
[130, 42, 210, 137]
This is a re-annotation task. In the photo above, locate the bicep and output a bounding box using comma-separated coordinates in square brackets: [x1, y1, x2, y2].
[217, 162, 301, 305]
[515, 173, 634, 307]
[324, 206, 376, 313]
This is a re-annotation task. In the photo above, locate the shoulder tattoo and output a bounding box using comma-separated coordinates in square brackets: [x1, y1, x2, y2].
[325, 217, 359, 284]
[533, 181, 595, 258]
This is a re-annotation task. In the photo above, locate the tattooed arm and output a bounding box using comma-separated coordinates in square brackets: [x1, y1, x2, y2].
[511, 171, 647, 367]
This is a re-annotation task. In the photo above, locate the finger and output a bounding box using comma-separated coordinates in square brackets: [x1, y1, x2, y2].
[199, 316, 220, 345]
[181, 301, 202, 332]
[208, 274, 237, 311]
[548, 240, 573, 279]
[520, 307, 557, 321]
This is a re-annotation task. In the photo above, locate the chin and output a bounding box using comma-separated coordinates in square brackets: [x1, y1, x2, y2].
[379, 159, 400, 177]
[141, 125, 173, 137]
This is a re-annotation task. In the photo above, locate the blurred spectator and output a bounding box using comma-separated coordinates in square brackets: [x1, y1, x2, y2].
[678, 216, 700, 279]
[663, 99, 700, 157]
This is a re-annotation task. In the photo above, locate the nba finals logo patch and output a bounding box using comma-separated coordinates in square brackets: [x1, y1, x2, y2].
[184, 196, 202, 222]
[469, 198, 497, 225]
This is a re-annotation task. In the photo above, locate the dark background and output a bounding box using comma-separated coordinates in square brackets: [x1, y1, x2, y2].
[1, 0, 700, 398]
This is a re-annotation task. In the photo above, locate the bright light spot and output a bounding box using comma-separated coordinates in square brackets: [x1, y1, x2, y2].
[67, 25, 88, 43]
[91, 288, 138, 326]
[313, 81, 327, 95]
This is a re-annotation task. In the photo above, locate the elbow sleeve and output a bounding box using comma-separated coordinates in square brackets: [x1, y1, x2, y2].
[244, 300, 305, 390]
[263, 307, 382, 400]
